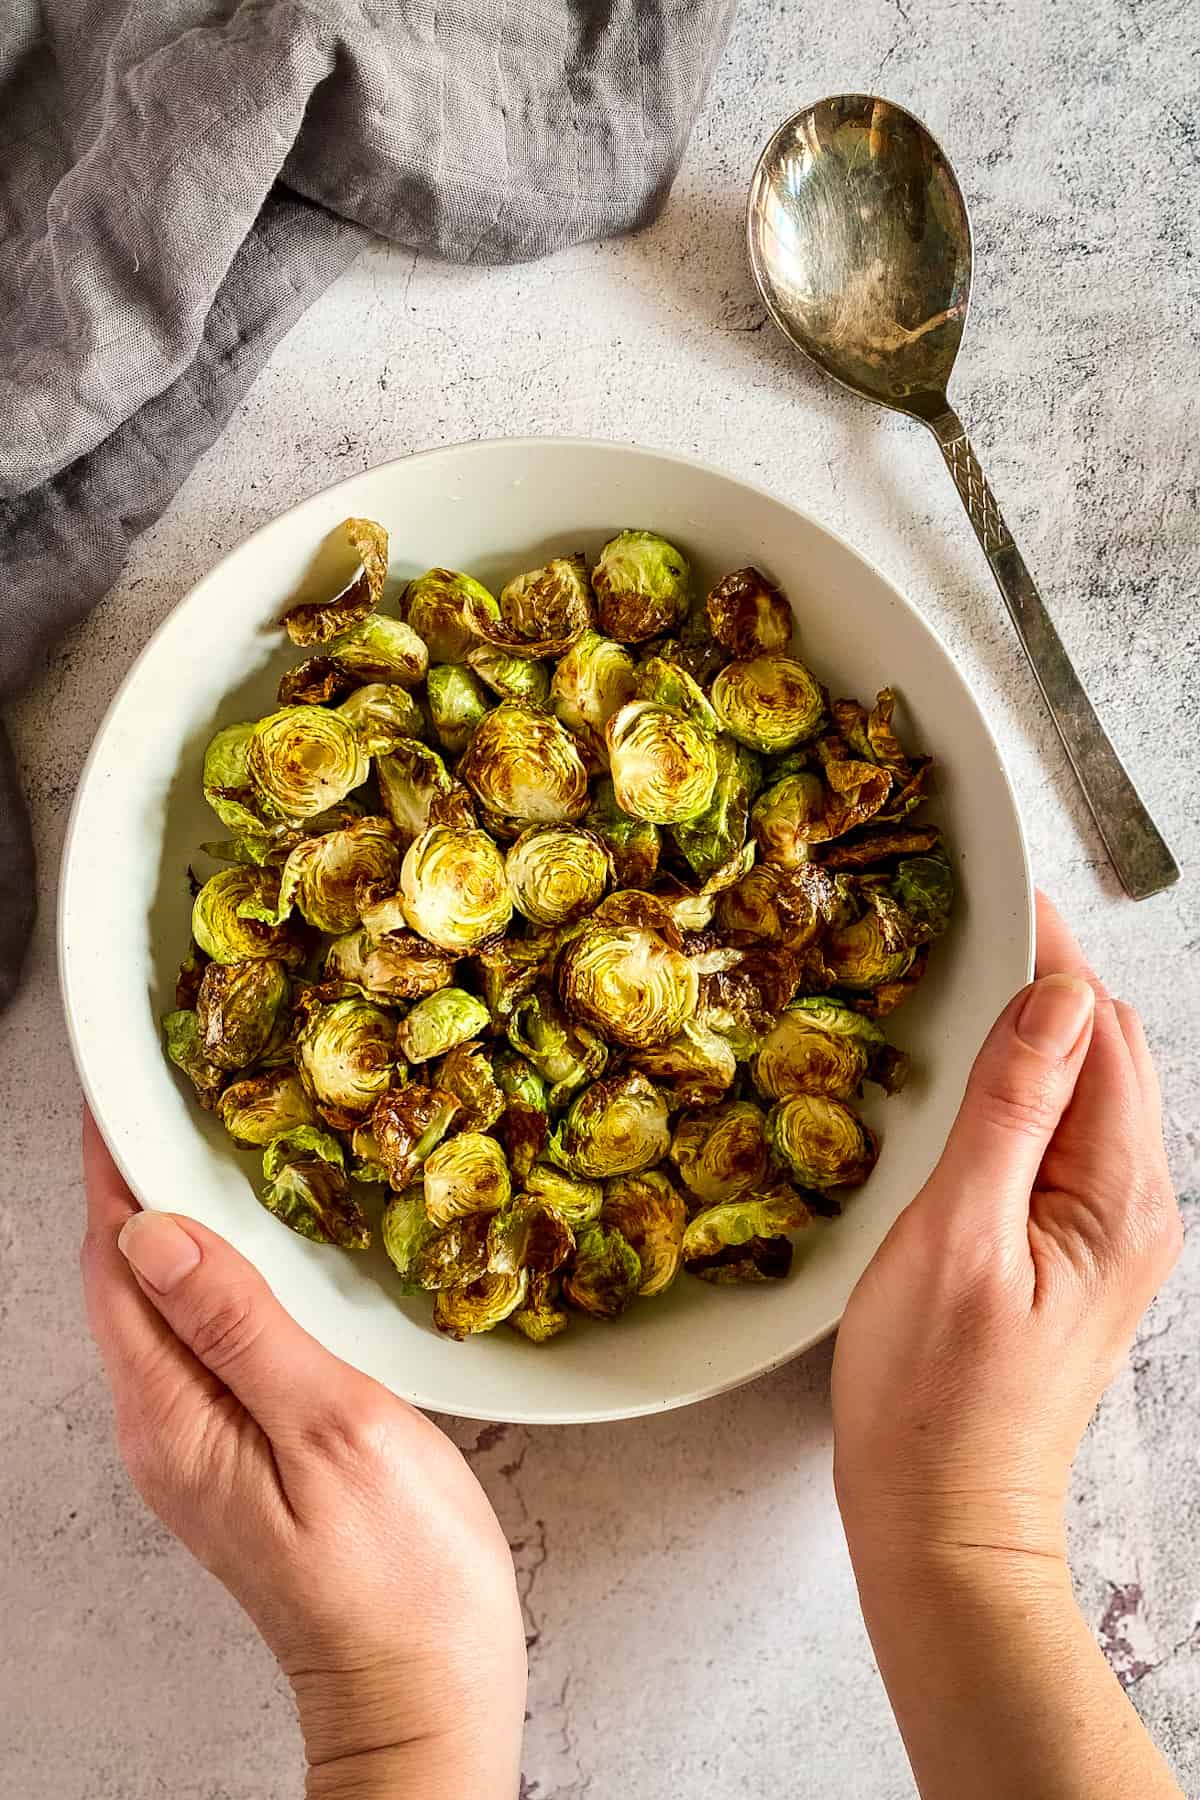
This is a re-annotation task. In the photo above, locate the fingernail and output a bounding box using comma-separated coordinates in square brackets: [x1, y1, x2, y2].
[117, 1214, 201, 1292]
[1016, 974, 1095, 1058]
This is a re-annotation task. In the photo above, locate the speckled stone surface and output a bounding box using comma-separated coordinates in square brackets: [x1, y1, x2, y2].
[2, 1, 1197, 1793]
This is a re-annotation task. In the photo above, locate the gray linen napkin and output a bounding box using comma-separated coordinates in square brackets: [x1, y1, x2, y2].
[0, 0, 733, 1007]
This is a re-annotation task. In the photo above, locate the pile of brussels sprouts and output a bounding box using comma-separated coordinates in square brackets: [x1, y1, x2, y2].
[164, 517, 953, 1342]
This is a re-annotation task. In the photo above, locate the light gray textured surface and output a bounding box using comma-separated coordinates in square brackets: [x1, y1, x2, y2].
[2, 0, 1197, 1792]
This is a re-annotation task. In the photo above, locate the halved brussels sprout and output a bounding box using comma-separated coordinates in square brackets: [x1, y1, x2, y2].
[325, 613, 429, 687]
[752, 762, 891, 865]
[474, 930, 558, 1026]
[509, 1272, 570, 1343]
[242, 817, 400, 934]
[163, 1009, 227, 1110]
[766, 1095, 878, 1189]
[426, 663, 490, 754]
[688, 1234, 795, 1283]
[460, 703, 589, 834]
[423, 1131, 511, 1228]
[592, 530, 690, 644]
[247, 706, 369, 822]
[710, 656, 825, 754]
[680, 1182, 811, 1262]
[413, 1213, 492, 1291]
[705, 567, 793, 658]
[507, 989, 608, 1110]
[563, 1223, 641, 1318]
[372, 741, 454, 844]
[671, 737, 759, 884]
[549, 1072, 670, 1178]
[630, 1022, 738, 1109]
[606, 701, 718, 825]
[396, 826, 513, 953]
[337, 683, 424, 756]
[202, 722, 270, 845]
[584, 779, 661, 887]
[381, 1188, 436, 1290]
[260, 1126, 370, 1249]
[278, 659, 358, 707]
[192, 868, 305, 966]
[467, 645, 551, 708]
[550, 631, 638, 767]
[755, 998, 907, 1101]
[434, 1271, 528, 1339]
[716, 864, 783, 942]
[892, 851, 954, 943]
[395, 987, 490, 1063]
[601, 1170, 686, 1296]
[217, 1065, 318, 1145]
[487, 1198, 574, 1278]
[347, 1119, 389, 1182]
[589, 886, 682, 945]
[372, 1083, 461, 1189]
[295, 996, 395, 1123]
[672, 1101, 768, 1206]
[324, 927, 455, 1002]
[634, 656, 719, 735]
[435, 1043, 505, 1132]
[557, 923, 698, 1050]
[195, 957, 289, 1071]
[523, 1164, 603, 1228]
[696, 969, 774, 1061]
[401, 568, 494, 664]
[465, 555, 595, 659]
[281, 517, 389, 646]
[825, 900, 918, 991]
[505, 826, 609, 926]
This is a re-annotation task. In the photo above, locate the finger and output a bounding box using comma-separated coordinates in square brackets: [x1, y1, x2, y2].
[925, 972, 1096, 1232]
[1033, 890, 1107, 995]
[1112, 1000, 1164, 1122]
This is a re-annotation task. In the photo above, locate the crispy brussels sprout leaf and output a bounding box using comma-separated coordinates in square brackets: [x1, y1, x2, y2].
[435, 1043, 505, 1133]
[672, 1101, 768, 1206]
[202, 722, 272, 846]
[688, 1234, 795, 1283]
[295, 996, 395, 1124]
[426, 663, 491, 755]
[606, 701, 718, 825]
[434, 1271, 528, 1339]
[506, 988, 609, 1110]
[474, 931, 558, 1027]
[281, 517, 389, 646]
[413, 1212, 493, 1291]
[671, 737, 759, 884]
[174, 944, 209, 1010]
[381, 1188, 436, 1291]
[324, 927, 455, 1002]
[259, 1126, 370, 1249]
[563, 1223, 641, 1318]
[423, 1131, 511, 1228]
[337, 683, 425, 755]
[163, 1009, 227, 1110]
[460, 702, 589, 834]
[590, 886, 684, 947]
[192, 868, 306, 966]
[467, 645, 551, 708]
[753, 761, 892, 866]
[195, 957, 289, 1071]
[401, 567, 494, 664]
[754, 998, 904, 1102]
[593, 531, 690, 644]
[550, 631, 638, 768]
[629, 1022, 738, 1109]
[487, 1198, 574, 1278]
[393, 825, 512, 953]
[601, 1170, 685, 1296]
[711, 656, 825, 754]
[523, 1164, 603, 1228]
[584, 779, 661, 887]
[557, 922, 698, 1050]
[372, 740, 453, 844]
[680, 1182, 811, 1263]
[705, 567, 793, 658]
[549, 1072, 671, 1179]
[242, 817, 401, 934]
[248, 706, 369, 822]
[372, 1084, 461, 1189]
[506, 825, 609, 926]
[395, 987, 490, 1063]
[766, 1095, 879, 1190]
[814, 823, 940, 870]
[509, 1274, 570, 1343]
[278, 658, 358, 707]
[217, 1065, 317, 1145]
[464, 554, 595, 660]
[325, 614, 429, 688]
[634, 656, 718, 735]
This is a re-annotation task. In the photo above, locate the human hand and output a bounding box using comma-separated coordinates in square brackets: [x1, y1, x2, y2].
[832, 891, 1181, 1569]
[80, 1113, 526, 1799]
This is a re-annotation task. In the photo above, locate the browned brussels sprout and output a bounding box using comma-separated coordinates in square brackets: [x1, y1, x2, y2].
[705, 567, 793, 658]
[563, 1223, 642, 1318]
[259, 1126, 370, 1249]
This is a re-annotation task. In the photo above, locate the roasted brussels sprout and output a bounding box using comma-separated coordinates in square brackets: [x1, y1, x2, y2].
[680, 1182, 811, 1261]
[202, 722, 270, 846]
[423, 1131, 512, 1228]
[465, 555, 594, 659]
[192, 868, 305, 966]
[434, 1271, 528, 1339]
[324, 926, 455, 1002]
[824, 899, 918, 991]
[217, 1065, 318, 1145]
[584, 779, 660, 887]
[247, 706, 369, 822]
[752, 761, 891, 865]
[259, 1126, 370, 1249]
[606, 701, 718, 825]
[705, 567, 793, 658]
[550, 630, 638, 767]
[549, 1072, 671, 1178]
[814, 822, 940, 871]
[337, 683, 424, 755]
[630, 1022, 738, 1109]
[688, 1233, 795, 1283]
[755, 998, 907, 1101]
[474, 931, 558, 1026]
[601, 1171, 685, 1296]
[634, 655, 719, 736]
[507, 989, 608, 1109]
[716, 864, 784, 942]
[696, 968, 774, 1061]
[487, 1198, 575, 1278]
[592, 530, 690, 643]
[277, 659, 358, 707]
[426, 663, 491, 754]
[281, 517, 389, 646]
[243, 816, 401, 934]
[163, 1008, 227, 1110]
[194, 957, 289, 1071]
[711, 656, 825, 754]
[524, 1164, 603, 1228]
[509, 1272, 570, 1343]
[892, 851, 954, 943]
[373, 741, 454, 843]
[395, 987, 490, 1063]
[295, 996, 395, 1124]
[395, 825, 512, 952]
[435, 1043, 506, 1133]
[460, 702, 589, 833]
[401, 567, 493, 664]
[672, 1101, 768, 1206]
[467, 645, 551, 708]
[563, 1223, 641, 1318]
[325, 613, 429, 687]
[671, 737, 759, 884]
[381, 1188, 436, 1290]
[413, 1213, 493, 1291]
[493, 1059, 550, 1182]
[505, 826, 609, 926]
[557, 922, 698, 1050]
[372, 1083, 461, 1189]
[766, 1095, 878, 1190]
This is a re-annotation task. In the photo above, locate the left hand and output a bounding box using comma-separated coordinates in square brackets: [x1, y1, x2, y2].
[80, 1111, 527, 1799]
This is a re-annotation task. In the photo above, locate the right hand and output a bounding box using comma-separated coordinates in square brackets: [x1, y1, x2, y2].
[832, 891, 1181, 1565]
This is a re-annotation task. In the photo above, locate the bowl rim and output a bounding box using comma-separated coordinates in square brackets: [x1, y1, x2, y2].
[59, 433, 1035, 1422]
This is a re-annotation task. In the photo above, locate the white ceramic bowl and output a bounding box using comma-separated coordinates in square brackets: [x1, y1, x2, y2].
[61, 438, 1033, 1424]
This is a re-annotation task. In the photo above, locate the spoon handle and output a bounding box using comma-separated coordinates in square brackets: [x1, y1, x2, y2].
[929, 409, 1180, 900]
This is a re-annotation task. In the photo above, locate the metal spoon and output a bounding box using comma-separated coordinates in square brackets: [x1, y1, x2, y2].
[747, 94, 1179, 900]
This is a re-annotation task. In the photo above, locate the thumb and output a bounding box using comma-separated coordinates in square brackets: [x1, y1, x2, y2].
[927, 973, 1096, 1227]
[117, 1210, 351, 1441]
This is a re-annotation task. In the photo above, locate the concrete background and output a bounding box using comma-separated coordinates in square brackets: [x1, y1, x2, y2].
[2, 0, 1197, 1792]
